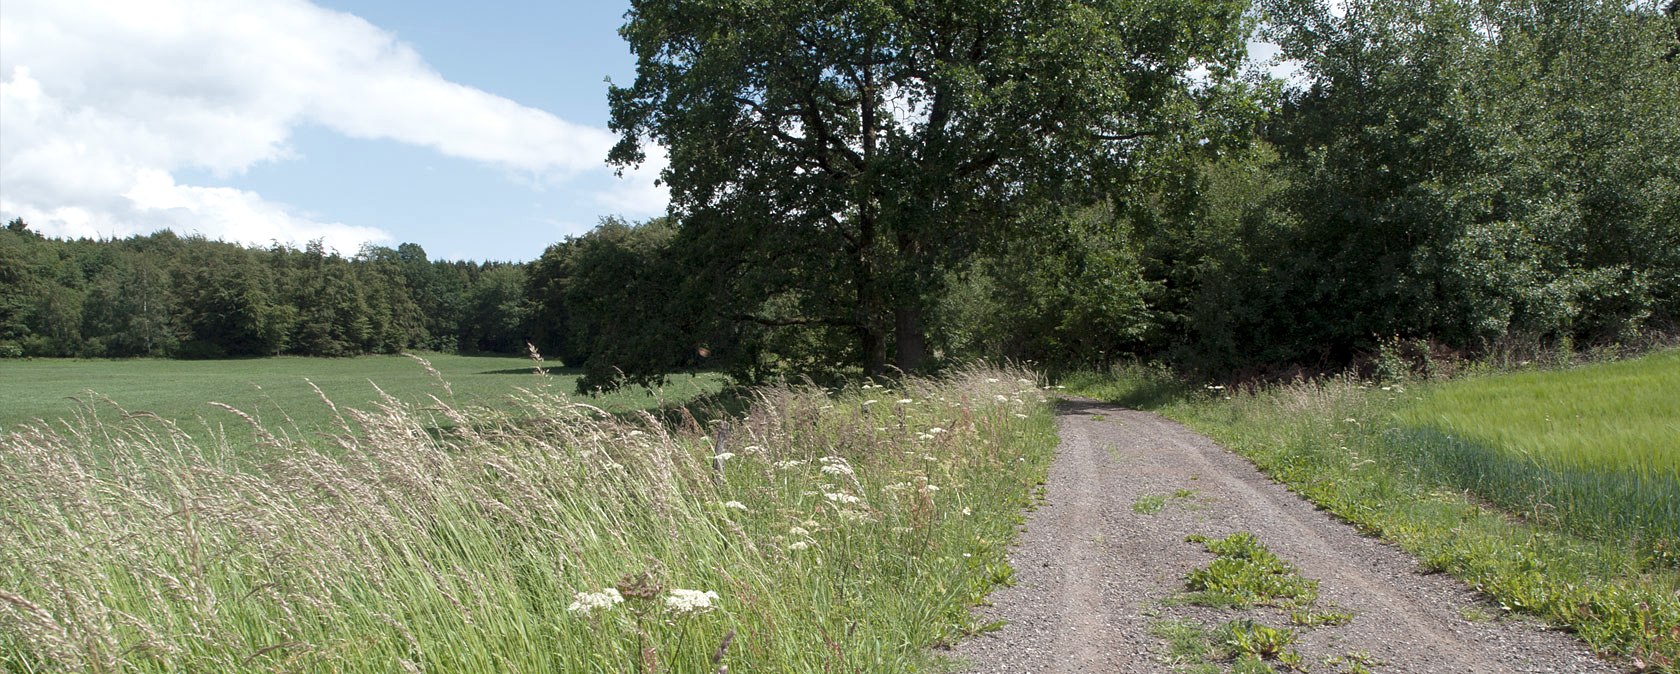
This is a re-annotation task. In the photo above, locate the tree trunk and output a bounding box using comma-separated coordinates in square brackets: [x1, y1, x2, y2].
[893, 303, 926, 373]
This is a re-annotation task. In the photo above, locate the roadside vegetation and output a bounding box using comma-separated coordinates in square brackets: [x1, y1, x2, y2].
[1069, 350, 1680, 670]
[0, 366, 1055, 673]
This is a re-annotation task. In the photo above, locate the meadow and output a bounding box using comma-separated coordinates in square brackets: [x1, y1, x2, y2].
[0, 353, 723, 434]
[1066, 351, 1680, 667]
[0, 364, 1056, 672]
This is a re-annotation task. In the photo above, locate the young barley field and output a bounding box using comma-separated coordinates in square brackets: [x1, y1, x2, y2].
[1397, 349, 1680, 544]
[0, 365, 1056, 673]
[0, 353, 722, 438]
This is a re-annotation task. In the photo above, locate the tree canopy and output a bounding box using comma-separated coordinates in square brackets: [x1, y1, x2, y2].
[607, 0, 1254, 375]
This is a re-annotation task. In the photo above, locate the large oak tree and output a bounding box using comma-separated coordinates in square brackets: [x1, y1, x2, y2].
[608, 0, 1250, 374]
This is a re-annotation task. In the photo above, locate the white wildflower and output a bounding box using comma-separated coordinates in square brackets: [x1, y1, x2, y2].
[712, 452, 736, 462]
[916, 432, 934, 441]
[723, 501, 748, 511]
[803, 519, 819, 528]
[962, 507, 972, 516]
[994, 394, 1009, 403]
[924, 485, 940, 492]
[862, 399, 879, 406]
[986, 378, 1000, 383]
[897, 398, 914, 404]
[821, 463, 854, 477]
[789, 526, 811, 537]
[788, 541, 811, 551]
[927, 427, 947, 435]
[665, 589, 720, 616]
[567, 588, 623, 615]
[824, 492, 862, 505]
[1014, 413, 1029, 419]
[743, 445, 763, 452]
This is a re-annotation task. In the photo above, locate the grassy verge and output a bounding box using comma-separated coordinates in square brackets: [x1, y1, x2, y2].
[0, 367, 1055, 673]
[1066, 355, 1680, 671]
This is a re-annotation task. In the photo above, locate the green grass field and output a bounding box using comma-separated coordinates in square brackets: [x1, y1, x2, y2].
[0, 353, 723, 434]
[1396, 350, 1679, 544]
[1400, 349, 1679, 476]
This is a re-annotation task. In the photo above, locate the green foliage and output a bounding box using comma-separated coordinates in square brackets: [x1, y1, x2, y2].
[609, 0, 1254, 375]
[1183, 533, 1320, 608]
[526, 216, 719, 391]
[0, 230, 531, 359]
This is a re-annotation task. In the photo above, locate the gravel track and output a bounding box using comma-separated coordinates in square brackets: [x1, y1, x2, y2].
[950, 398, 1620, 673]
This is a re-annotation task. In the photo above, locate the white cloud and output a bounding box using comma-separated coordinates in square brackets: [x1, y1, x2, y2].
[0, 0, 667, 252]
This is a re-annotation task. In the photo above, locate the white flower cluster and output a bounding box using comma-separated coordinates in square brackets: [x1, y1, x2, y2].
[819, 457, 854, 477]
[665, 589, 720, 616]
[712, 452, 736, 462]
[788, 540, 812, 551]
[824, 492, 862, 505]
[566, 588, 623, 615]
[772, 459, 808, 469]
[723, 501, 748, 511]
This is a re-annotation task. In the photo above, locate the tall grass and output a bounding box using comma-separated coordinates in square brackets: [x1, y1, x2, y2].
[0, 366, 1056, 673]
[1067, 359, 1680, 668]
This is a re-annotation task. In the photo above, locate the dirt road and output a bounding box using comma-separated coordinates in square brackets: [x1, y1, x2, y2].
[951, 399, 1618, 673]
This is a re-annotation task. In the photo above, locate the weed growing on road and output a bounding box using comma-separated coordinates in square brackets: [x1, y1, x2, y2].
[1184, 533, 1319, 609]
[1133, 489, 1198, 514]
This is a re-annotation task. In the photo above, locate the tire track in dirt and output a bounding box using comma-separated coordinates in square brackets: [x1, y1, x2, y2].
[951, 398, 1618, 673]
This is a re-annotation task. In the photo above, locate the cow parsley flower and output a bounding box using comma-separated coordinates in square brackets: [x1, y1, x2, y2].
[665, 589, 720, 615]
[567, 588, 623, 615]
[820, 463, 854, 477]
[723, 501, 748, 511]
[788, 541, 811, 551]
[712, 452, 736, 462]
[824, 492, 862, 505]
[789, 526, 811, 537]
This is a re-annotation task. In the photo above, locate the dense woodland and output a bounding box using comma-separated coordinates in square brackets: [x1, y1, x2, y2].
[4, 0, 1678, 390]
[0, 224, 530, 359]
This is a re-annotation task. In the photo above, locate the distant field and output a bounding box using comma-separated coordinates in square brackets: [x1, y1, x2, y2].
[1402, 349, 1679, 475]
[1397, 349, 1679, 541]
[0, 353, 723, 434]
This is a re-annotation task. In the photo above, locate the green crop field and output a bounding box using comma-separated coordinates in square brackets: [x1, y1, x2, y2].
[0, 353, 723, 434]
[1396, 350, 1680, 543]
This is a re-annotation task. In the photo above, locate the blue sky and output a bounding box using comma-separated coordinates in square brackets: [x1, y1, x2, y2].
[0, 0, 659, 262]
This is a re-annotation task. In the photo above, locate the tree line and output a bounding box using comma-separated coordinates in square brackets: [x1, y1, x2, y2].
[0, 222, 530, 359]
[536, 0, 1678, 388]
